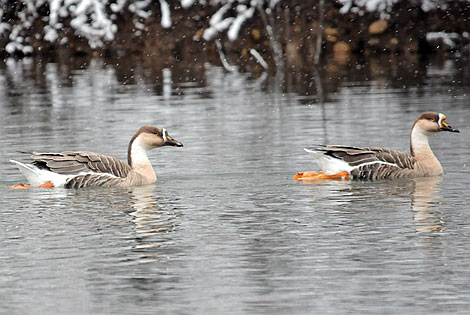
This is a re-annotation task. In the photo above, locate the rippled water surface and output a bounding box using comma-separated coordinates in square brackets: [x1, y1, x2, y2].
[1, 57, 470, 314]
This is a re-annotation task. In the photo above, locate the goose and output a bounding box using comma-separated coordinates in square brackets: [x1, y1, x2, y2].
[295, 112, 459, 181]
[10, 126, 183, 189]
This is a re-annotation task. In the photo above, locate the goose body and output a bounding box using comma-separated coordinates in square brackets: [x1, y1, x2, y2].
[299, 112, 459, 181]
[10, 126, 183, 188]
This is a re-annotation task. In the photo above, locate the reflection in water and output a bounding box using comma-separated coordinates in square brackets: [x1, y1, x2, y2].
[297, 180, 355, 206]
[411, 176, 444, 233]
[162, 68, 172, 100]
[123, 185, 180, 264]
[298, 176, 445, 233]
[2, 54, 460, 109]
[126, 185, 179, 238]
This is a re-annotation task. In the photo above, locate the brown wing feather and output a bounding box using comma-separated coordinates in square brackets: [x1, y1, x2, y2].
[64, 174, 125, 188]
[364, 147, 416, 170]
[30, 151, 132, 178]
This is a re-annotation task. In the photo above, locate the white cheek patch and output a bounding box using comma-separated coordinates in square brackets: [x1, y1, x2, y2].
[438, 113, 445, 127]
[162, 128, 168, 141]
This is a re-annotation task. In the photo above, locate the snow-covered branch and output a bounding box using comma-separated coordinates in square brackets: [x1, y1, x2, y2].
[337, 0, 452, 15]
[0, 0, 468, 57]
[1, 0, 278, 55]
[1, 0, 170, 55]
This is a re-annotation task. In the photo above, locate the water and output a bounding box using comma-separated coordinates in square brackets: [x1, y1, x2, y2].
[1, 56, 470, 314]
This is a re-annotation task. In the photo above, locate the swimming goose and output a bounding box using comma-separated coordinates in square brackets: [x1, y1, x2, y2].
[295, 112, 459, 181]
[10, 126, 183, 188]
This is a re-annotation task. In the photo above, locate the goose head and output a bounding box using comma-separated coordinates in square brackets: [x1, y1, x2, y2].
[131, 126, 183, 150]
[128, 126, 183, 167]
[413, 112, 459, 135]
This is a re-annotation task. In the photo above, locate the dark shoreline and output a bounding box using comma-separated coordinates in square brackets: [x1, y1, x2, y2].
[1, 2, 469, 74]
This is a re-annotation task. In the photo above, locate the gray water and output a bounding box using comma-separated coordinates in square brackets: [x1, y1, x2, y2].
[1, 57, 470, 314]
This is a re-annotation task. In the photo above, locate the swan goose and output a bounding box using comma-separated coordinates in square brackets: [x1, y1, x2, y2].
[10, 126, 183, 189]
[295, 112, 459, 181]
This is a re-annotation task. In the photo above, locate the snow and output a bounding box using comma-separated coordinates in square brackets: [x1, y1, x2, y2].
[44, 26, 59, 42]
[203, 17, 235, 41]
[129, 0, 152, 19]
[426, 32, 460, 47]
[421, 0, 447, 12]
[1, 0, 468, 56]
[338, 0, 398, 14]
[209, 3, 232, 28]
[0, 23, 11, 35]
[338, 0, 450, 14]
[110, 0, 127, 12]
[249, 49, 268, 69]
[227, 5, 255, 41]
[215, 39, 236, 72]
[204, 2, 256, 41]
[70, 0, 116, 46]
[49, 0, 61, 25]
[160, 0, 172, 29]
[181, 0, 196, 9]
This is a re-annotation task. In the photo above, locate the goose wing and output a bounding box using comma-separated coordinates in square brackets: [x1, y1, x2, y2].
[29, 151, 132, 178]
[64, 173, 128, 188]
[319, 145, 416, 168]
[317, 145, 417, 180]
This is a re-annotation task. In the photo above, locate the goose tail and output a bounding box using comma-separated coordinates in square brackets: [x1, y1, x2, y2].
[304, 147, 324, 160]
[10, 160, 45, 186]
[303, 147, 352, 174]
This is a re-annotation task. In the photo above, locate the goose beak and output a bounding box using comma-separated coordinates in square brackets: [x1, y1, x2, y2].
[165, 135, 183, 147]
[440, 120, 459, 133]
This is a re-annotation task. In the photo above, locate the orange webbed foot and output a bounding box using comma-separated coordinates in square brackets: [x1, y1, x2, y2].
[38, 181, 54, 188]
[9, 181, 55, 190]
[8, 183, 32, 190]
[294, 171, 350, 181]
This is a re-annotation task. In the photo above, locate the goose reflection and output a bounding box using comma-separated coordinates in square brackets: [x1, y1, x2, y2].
[296, 180, 354, 206]
[126, 185, 179, 250]
[411, 176, 445, 233]
[298, 176, 445, 233]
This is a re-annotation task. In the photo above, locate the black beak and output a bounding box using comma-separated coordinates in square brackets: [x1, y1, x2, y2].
[440, 121, 459, 133]
[165, 135, 183, 147]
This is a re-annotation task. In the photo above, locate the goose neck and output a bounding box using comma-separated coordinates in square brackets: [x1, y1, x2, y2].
[128, 136, 152, 169]
[410, 126, 442, 175]
[410, 126, 432, 158]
